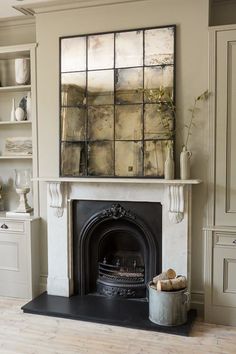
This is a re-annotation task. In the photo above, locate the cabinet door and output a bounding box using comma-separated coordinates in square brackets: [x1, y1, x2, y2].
[0, 232, 28, 297]
[215, 29, 236, 226]
[213, 246, 236, 307]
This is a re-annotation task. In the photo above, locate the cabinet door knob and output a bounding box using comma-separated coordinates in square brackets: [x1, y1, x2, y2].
[233, 240, 236, 244]
[1, 223, 8, 229]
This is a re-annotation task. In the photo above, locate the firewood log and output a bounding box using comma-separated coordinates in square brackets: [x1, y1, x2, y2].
[156, 276, 187, 291]
[153, 268, 176, 284]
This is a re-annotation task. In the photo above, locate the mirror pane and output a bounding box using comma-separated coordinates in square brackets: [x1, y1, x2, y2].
[115, 30, 143, 68]
[144, 140, 169, 176]
[145, 27, 174, 66]
[61, 37, 86, 72]
[88, 105, 114, 140]
[115, 67, 143, 104]
[144, 104, 173, 139]
[115, 105, 142, 140]
[115, 141, 143, 176]
[61, 142, 86, 176]
[88, 70, 114, 105]
[88, 141, 114, 176]
[88, 33, 114, 70]
[144, 66, 173, 102]
[61, 107, 86, 141]
[61, 72, 86, 106]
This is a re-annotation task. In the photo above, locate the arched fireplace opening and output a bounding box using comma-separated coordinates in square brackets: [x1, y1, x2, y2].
[73, 200, 162, 299]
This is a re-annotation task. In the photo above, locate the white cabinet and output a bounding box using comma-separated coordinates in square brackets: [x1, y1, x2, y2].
[204, 228, 236, 326]
[0, 44, 38, 215]
[0, 213, 40, 299]
[205, 25, 236, 326]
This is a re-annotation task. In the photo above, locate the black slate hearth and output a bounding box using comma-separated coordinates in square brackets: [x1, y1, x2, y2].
[22, 293, 196, 336]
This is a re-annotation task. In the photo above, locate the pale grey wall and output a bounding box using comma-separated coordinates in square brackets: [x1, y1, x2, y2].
[35, 0, 209, 297]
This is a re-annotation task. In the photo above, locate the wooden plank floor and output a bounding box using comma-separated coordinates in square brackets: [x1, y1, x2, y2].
[0, 297, 236, 354]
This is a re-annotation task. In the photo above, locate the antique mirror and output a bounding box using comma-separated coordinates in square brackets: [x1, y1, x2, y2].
[59, 25, 175, 177]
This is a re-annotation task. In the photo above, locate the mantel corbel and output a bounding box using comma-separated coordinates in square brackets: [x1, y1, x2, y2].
[48, 181, 64, 218]
[168, 184, 185, 223]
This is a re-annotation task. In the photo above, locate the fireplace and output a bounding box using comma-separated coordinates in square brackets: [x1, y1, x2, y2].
[73, 200, 162, 299]
[22, 179, 198, 335]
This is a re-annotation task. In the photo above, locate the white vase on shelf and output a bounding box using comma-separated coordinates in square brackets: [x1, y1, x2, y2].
[164, 145, 174, 180]
[180, 145, 192, 179]
[15, 107, 25, 121]
[15, 58, 30, 85]
[10, 98, 15, 121]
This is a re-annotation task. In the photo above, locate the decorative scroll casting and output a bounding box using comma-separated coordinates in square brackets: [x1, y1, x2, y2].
[101, 203, 136, 220]
[48, 182, 64, 217]
[97, 284, 136, 298]
[168, 185, 184, 223]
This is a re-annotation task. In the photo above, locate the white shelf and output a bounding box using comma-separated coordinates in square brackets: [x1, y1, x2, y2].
[35, 177, 202, 185]
[0, 85, 31, 93]
[0, 121, 31, 125]
[0, 155, 32, 159]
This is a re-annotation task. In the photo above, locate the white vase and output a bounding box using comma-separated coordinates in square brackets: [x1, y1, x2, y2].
[15, 107, 25, 121]
[15, 58, 30, 85]
[180, 146, 192, 179]
[10, 98, 15, 121]
[164, 146, 174, 179]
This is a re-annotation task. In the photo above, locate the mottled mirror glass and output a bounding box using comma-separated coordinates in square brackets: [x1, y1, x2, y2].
[145, 27, 174, 66]
[144, 140, 168, 177]
[61, 37, 86, 72]
[88, 142, 114, 176]
[88, 70, 114, 105]
[88, 33, 114, 70]
[115, 141, 143, 176]
[115, 68, 143, 104]
[115, 105, 142, 140]
[61, 72, 86, 106]
[60, 25, 175, 177]
[115, 30, 143, 68]
[61, 142, 86, 176]
[88, 106, 114, 140]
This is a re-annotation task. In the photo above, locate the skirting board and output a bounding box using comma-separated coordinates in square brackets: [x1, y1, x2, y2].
[191, 291, 204, 318]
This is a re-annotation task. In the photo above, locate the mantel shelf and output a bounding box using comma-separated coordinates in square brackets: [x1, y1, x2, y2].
[34, 177, 201, 185]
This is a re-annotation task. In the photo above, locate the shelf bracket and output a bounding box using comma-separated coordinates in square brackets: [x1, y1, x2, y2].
[48, 182, 64, 218]
[168, 185, 184, 223]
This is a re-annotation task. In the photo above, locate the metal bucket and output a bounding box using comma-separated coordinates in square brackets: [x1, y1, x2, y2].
[148, 282, 189, 326]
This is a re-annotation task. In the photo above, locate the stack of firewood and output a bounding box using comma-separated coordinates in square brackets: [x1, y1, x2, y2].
[150, 269, 187, 291]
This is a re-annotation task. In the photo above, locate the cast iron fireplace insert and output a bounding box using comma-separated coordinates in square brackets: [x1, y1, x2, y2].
[73, 200, 162, 299]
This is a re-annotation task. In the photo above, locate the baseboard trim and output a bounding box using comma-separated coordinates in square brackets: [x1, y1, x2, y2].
[39, 274, 47, 293]
[190, 291, 204, 318]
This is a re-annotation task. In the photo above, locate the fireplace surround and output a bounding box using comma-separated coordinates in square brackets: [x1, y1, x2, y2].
[22, 178, 200, 335]
[73, 200, 162, 298]
[41, 178, 200, 297]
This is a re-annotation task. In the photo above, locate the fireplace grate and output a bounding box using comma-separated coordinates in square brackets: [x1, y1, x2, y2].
[98, 262, 145, 284]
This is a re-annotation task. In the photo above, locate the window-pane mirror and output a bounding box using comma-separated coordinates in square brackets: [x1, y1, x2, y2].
[60, 25, 175, 177]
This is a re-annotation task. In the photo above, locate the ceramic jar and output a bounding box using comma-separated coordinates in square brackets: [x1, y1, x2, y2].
[180, 145, 192, 179]
[15, 58, 30, 85]
[164, 145, 174, 179]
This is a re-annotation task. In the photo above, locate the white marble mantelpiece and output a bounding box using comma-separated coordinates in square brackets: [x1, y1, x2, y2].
[41, 178, 201, 297]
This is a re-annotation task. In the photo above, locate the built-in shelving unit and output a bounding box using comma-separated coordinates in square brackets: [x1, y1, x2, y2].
[0, 43, 38, 215]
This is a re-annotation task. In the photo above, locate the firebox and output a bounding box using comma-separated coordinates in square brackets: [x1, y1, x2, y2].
[73, 200, 162, 299]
